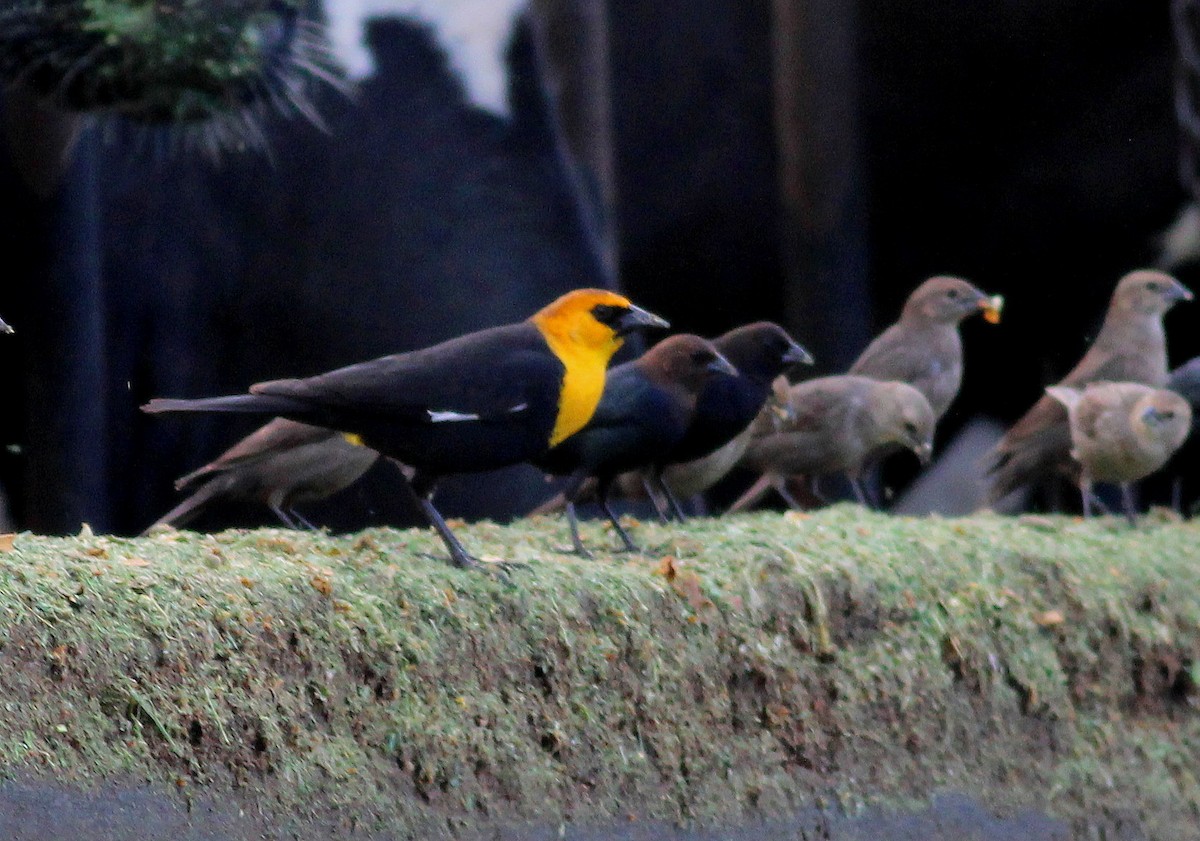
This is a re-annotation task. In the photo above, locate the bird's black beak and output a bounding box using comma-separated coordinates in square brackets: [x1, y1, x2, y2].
[614, 304, 670, 336]
[782, 341, 814, 366]
[707, 352, 739, 378]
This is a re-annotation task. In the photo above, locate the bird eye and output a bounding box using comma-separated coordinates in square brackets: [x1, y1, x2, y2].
[692, 350, 713, 365]
[946, 289, 960, 300]
[591, 304, 622, 325]
[1147, 282, 1162, 292]
[1161, 410, 1175, 420]
[904, 421, 918, 434]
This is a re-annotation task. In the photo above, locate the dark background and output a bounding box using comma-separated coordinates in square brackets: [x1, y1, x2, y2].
[0, 0, 1195, 534]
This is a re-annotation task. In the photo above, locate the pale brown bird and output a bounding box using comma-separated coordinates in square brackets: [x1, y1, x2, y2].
[1046, 382, 1192, 525]
[729, 376, 935, 512]
[850, 275, 1000, 421]
[147, 418, 380, 532]
[987, 270, 1192, 503]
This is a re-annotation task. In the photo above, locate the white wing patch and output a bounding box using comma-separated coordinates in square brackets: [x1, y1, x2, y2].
[320, 0, 530, 116]
[427, 403, 527, 423]
[428, 410, 481, 423]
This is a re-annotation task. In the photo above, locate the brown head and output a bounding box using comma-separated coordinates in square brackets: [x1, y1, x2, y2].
[640, 334, 738, 394]
[1131, 388, 1193, 455]
[873, 381, 937, 464]
[713, 322, 813, 384]
[900, 276, 994, 326]
[1109, 270, 1192, 317]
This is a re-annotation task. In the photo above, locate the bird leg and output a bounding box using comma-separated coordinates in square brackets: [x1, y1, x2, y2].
[559, 471, 594, 557]
[641, 475, 671, 524]
[269, 502, 299, 529]
[808, 475, 832, 505]
[289, 508, 318, 531]
[565, 502, 594, 559]
[1079, 476, 1097, 520]
[403, 471, 479, 569]
[597, 477, 639, 553]
[848, 475, 871, 508]
[652, 470, 688, 523]
[1172, 477, 1184, 518]
[772, 476, 803, 510]
[1120, 483, 1139, 528]
[727, 473, 774, 513]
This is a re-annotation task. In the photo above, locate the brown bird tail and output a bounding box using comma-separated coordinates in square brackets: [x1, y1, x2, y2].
[143, 479, 227, 534]
[142, 394, 306, 416]
[530, 476, 603, 516]
[727, 473, 775, 513]
[983, 425, 1074, 504]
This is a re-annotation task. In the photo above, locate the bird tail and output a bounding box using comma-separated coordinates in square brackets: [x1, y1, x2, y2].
[142, 479, 227, 534]
[727, 473, 775, 513]
[142, 393, 305, 416]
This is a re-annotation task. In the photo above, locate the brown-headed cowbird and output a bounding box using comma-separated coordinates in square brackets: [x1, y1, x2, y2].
[729, 375, 935, 512]
[850, 276, 1000, 420]
[535, 334, 737, 555]
[987, 270, 1192, 504]
[143, 289, 669, 569]
[147, 418, 380, 532]
[1046, 382, 1192, 524]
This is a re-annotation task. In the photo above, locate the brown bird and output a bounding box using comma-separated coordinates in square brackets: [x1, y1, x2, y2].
[534, 334, 737, 555]
[147, 418, 380, 532]
[850, 275, 1000, 421]
[986, 270, 1192, 504]
[539, 322, 811, 518]
[1046, 382, 1192, 524]
[729, 375, 935, 512]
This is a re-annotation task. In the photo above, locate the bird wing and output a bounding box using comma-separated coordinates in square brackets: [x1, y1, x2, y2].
[175, 419, 341, 490]
[849, 324, 932, 383]
[251, 324, 554, 425]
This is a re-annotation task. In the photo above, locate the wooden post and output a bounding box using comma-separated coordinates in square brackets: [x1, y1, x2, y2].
[529, 0, 620, 288]
[770, 0, 870, 371]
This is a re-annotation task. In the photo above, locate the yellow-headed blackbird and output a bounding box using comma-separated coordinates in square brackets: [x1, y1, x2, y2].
[850, 276, 999, 421]
[143, 289, 668, 568]
[147, 418, 380, 532]
[987, 270, 1191, 503]
[534, 334, 736, 555]
[730, 375, 935, 512]
[1047, 383, 1191, 524]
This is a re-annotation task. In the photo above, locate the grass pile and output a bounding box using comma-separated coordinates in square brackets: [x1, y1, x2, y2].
[0, 507, 1196, 837]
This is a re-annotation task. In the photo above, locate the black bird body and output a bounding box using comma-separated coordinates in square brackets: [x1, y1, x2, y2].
[149, 419, 379, 531]
[667, 323, 810, 464]
[244, 322, 566, 475]
[535, 334, 737, 553]
[145, 289, 669, 568]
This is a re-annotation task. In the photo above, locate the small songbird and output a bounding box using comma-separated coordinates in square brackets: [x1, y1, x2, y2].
[143, 289, 669, 569]
[146, 419, 380, 532]
[535, 334, 738, 555]
[987, 270, 1192, 504]
[1046, 382, 1192, 525]
[531, 322, 811, 518]
[729, 375, 935, 512]
[850, 276, 1001, 421]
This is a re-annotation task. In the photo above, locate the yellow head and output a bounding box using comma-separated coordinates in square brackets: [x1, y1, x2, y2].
[531, 289, 667, 357]
[531, 289, 669, 445]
